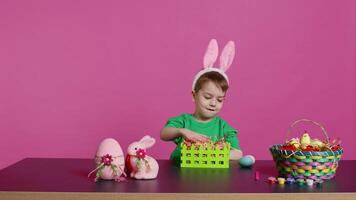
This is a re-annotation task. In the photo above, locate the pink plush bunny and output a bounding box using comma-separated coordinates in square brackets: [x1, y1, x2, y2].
[125, 135, 159, 179]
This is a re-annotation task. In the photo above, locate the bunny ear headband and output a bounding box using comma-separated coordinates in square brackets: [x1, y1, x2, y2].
[192, 39, 236, 91]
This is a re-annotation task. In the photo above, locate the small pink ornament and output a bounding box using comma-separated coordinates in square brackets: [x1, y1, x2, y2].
[268, 177, 277, 184]
[101, 154, 113, 166]
[136, 148, 146, 159]
[255, 171, 260, 181]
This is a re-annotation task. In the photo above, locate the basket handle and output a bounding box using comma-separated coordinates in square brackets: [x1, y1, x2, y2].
[286, 119, 330, 144]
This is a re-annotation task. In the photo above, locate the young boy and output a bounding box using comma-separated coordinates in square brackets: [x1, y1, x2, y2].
[160, 39, 243, 162]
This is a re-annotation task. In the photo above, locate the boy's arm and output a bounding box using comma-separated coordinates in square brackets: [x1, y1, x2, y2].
[160, 127, 210, 142]
[222, 120, 242, 160]
[160, 127, 183, 141]
[230, 148, 243, 160]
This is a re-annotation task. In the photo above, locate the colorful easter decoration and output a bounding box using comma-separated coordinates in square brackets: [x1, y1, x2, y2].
[270, 119, 343, 182]
[126, 135, 159, 179]
[255, 171, 260, 181]
[286, 178, 295, 184]
[180, 136, 230, 168]
[296, 179, 305, 186]
[306, 179, 314, 186]
[300, 132, 311, 149]
[310, 138, 326, 149]
[88, 138, 126, 182]
[277, 177, 286, 185]
[267, 177, 277, 184]
[238, 155, 255, 168]
[288, 138, 300, 149]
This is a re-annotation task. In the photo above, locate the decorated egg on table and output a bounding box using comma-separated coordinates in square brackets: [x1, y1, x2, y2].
[238, 155, 255, 168]
[88, 138, 126, 182]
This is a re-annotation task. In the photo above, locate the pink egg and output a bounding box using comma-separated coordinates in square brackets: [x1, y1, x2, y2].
[95, 138, 125, 180]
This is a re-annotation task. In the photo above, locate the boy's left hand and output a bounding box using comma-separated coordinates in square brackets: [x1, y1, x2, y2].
[180, 128, 210, 143]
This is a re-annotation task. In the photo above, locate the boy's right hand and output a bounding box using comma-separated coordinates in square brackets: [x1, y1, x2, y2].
[180, 128, 210, 143]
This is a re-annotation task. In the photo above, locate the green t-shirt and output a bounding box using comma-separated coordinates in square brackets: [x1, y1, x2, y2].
[164, 113, 241, 161]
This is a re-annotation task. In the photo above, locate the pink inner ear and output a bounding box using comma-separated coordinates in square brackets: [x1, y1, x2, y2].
[220, 41, 235, 72]
[203, 39, 219, 68]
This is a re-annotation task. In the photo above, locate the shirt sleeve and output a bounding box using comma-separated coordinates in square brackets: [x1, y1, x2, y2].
[223, 121, 241, 150]
[164, 115, 184, 145]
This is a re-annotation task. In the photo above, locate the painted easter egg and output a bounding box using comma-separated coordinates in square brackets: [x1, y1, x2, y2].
[95, 138, 125, 180]
[238, 155, 255, 168]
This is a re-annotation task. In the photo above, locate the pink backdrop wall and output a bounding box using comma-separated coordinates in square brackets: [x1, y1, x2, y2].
[0, 0, 355, 169]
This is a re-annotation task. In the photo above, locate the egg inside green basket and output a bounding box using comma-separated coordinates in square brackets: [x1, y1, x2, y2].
[238, 155, 255, 168]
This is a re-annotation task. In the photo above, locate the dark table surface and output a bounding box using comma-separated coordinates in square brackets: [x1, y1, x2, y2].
[0, 158, 355, 193]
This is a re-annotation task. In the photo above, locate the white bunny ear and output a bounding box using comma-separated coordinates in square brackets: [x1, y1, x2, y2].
[139, 135, 155, 149]
[140, 135, 151, 142]
[219, 41, 235, 72]
[203, 39, 219, 68]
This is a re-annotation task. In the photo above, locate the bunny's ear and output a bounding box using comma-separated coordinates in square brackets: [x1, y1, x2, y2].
[219, 41, 235, 72]
[140, 135, 151, 142]
[139, 135, 156, 148]
[203, 39, 219, 68]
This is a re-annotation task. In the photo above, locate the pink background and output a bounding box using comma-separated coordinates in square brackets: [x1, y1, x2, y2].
[0, 0, 355, 169]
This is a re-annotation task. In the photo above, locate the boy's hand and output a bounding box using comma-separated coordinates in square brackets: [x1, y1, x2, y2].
[180, 128, 210, 143]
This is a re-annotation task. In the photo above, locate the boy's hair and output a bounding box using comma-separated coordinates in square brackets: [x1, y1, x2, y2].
[194, 71, 229, 93]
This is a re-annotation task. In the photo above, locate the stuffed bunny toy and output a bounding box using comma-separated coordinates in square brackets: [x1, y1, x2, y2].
[125, 135, 159, 179]
[88, 138, 126, 182]
[192, 38, 235, 91]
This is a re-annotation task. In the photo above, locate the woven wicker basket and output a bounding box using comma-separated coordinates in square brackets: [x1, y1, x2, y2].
[270, 119, 343, 180]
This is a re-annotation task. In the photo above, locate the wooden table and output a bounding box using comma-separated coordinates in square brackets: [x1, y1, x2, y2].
[0, 158, 355, 200]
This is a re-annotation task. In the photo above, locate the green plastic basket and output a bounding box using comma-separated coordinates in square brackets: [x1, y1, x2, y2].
[180, 142, 230, 168]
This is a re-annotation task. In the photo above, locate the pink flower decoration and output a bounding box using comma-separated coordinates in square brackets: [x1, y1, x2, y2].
[101, 154, 113, 166]
[136, 148, 146, 159]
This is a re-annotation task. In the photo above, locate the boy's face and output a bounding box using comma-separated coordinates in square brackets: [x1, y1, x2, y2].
[193, 81, 226, 121]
